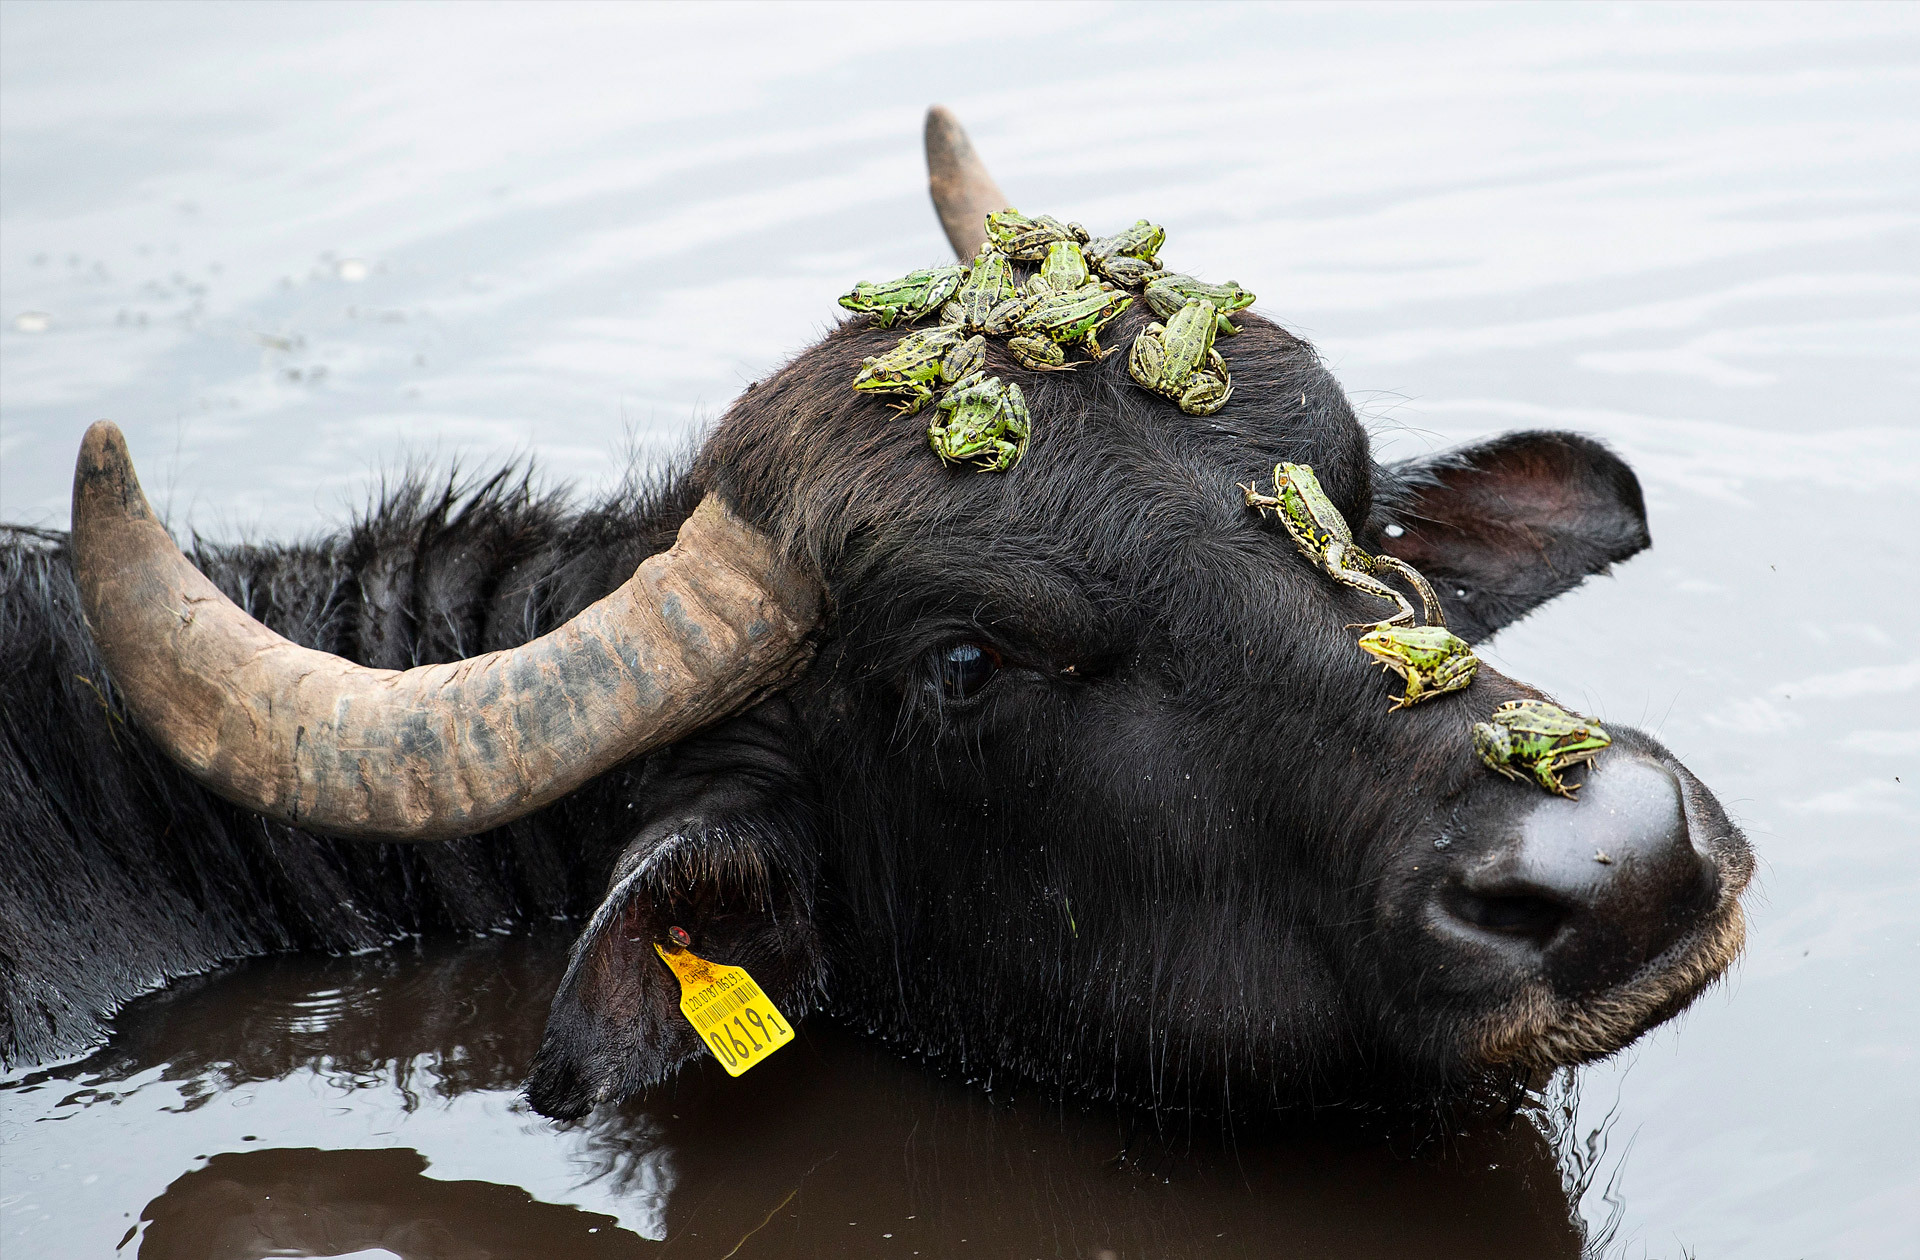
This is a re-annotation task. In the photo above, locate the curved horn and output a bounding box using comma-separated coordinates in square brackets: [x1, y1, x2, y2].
[925, 105, 1007, 260]
[71, 422, 821, 841]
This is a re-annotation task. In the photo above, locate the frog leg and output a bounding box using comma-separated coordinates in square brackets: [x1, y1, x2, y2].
[1326, 542, 1417, 626]
[983, 295, 1029, 337]
[1373, 555, 1447, 628]
[1431, 653, 1479, 698]
[1533, 760, 1576, 798]
[925, 423, 953, 463]
[943, 336, 988, 385]
[1178, 371, 1232, 417]
[1126, 332, 1168, 394]
[889, 383, 935, 416]
[1482, 757, 1525, 785]
[1008, 336, 1071, 372]
[1384, 664, 1423, 711]
[1003, 386, 1032, 458]
[1101, 257, 1158, 287]
[1548, 750, 1601, 799]
[1083, 328, 1120, 361]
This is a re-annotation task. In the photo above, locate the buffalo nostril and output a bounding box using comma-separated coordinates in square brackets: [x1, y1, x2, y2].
[1443, 887, 1569, 945]
[1440, 757, 1718, 995]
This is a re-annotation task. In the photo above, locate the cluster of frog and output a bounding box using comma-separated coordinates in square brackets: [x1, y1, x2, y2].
[837, 209, 1256, 472]
[1243, 462, 1611, 797]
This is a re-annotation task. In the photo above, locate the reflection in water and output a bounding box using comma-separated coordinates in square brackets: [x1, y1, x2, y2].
[7, 935, 1590, 1258]
[141, 1147, 644, 1260]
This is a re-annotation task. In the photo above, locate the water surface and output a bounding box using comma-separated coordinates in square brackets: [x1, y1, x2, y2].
[3, 3, 1917, 1256]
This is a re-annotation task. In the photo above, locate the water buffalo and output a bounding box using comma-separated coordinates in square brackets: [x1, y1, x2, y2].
[0, 110, 1752, 1124]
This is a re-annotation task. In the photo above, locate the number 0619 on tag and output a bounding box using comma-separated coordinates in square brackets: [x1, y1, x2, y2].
[653, 943, 794, 1076]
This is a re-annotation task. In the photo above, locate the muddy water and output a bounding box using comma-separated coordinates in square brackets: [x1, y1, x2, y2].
[5, 936, 1587, 1259]
[2, 3, 1916, 1257]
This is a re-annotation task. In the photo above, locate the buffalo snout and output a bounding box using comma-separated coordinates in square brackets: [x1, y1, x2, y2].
[1381, 727, 1752, 1076]
[1436, 753, 1721, 999]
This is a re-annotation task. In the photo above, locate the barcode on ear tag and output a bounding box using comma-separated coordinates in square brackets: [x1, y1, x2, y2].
[653, 943, 794, 1076]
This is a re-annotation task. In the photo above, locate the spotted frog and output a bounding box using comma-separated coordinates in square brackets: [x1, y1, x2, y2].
[928, 371, 1031, 472]
[988, 281, 1133, 371]
[838, 264, 965, 328]
[1127, 298, 1233, 416]
[1472, 700, 1612, 798]
[941, 249, 1022, 332]
[984, 209, 1089, 261]
[1241, 461, 1445, 628]
[852, 325, 987, 415]
[1085, 220, 1166, 287]
[1144, 273, 1255, 335]
[1356, 625, 1479, 710]
[1026, 240, 1091, 295]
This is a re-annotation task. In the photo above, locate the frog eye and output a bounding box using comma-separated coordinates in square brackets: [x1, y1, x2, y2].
[938, 641, 1002, 703]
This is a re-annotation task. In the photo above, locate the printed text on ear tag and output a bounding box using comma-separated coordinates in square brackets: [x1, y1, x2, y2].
[653, 942, 794, 1076]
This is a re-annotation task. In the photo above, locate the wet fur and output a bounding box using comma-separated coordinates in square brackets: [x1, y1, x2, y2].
[1, 307, 1745, 1127]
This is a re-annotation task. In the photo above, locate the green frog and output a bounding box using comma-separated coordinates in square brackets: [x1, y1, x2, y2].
[984, 209, 1089, 261]
[1472, 700, 1612, 798]
[1241, 461, 1445, 628]
[838, 264, 965, 328]
[1356, 625, 1479, 710]
[928, 371, 1031, 472]
[1085, 220, 1166, 287]
[1127, 298, 1233, 416]
[852, 325, 987, 415]
[941, 249, 1021, 332]
[988, 281, 1133, 371]
[1026, 240, 1091, 295]
[1144, 273, 1255, 335]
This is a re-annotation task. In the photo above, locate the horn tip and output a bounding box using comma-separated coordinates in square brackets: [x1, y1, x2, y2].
[923, 104, 1006, 261]
[923, 105, 974, 177]
[73, 420, 149, 526]
[81, 419, 129, 461]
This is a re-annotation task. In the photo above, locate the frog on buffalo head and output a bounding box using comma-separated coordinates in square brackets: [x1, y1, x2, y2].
[20, 110, 1752, 1127]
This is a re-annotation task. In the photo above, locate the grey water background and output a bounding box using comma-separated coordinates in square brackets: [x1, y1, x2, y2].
[1, 2, 1915, 1256]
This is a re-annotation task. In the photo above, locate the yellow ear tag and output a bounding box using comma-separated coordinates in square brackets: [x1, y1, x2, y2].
[653, 942, 794, 1076]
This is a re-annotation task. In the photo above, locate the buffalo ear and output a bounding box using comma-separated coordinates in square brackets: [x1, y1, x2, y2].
[1365, 430, 1650, 642]
[523, 705, 824, 1120]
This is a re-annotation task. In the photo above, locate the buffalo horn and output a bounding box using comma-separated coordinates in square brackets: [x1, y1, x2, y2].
[70, 421, 821, 841]
[925, 105, 1008, 260]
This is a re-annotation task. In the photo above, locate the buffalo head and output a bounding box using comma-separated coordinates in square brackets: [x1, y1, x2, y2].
[72, 108, 1752, 1123]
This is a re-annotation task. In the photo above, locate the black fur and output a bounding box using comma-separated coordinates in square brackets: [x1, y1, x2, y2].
[2, 307, 1682, 1126]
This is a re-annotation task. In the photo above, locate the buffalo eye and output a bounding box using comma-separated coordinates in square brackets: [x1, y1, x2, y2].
[938, 642, 1002, 702]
